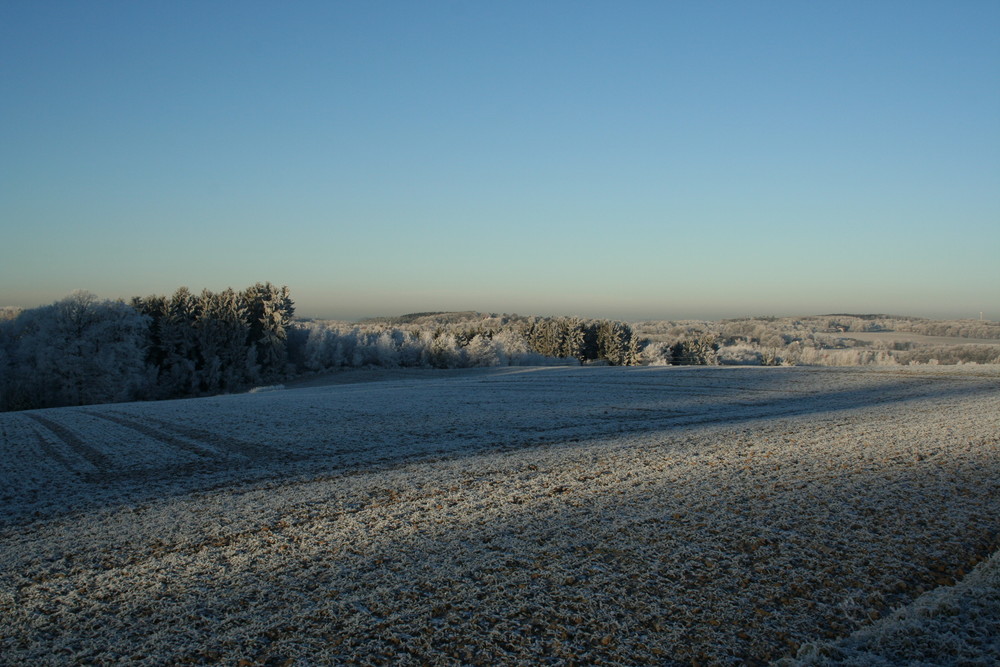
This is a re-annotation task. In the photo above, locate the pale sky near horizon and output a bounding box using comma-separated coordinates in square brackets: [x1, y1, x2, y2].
[2, 1, 998, 321]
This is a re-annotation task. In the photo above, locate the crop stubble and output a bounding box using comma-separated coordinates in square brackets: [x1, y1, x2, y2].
[1, 366, 998, 665]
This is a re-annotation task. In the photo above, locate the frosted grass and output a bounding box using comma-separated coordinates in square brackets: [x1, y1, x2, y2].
[1, 366, 998, 664]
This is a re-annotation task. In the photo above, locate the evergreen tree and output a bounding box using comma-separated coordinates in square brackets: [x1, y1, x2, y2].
[130, 294, 168, 371]
[156, 287, 201, 397]
[244, 282, 295, 378]
[559, 317, 586, 362]
[597, 320, 627, 365]
[671, 336, 719, 365]
[624, 333, 643, 366]
[580, 322, 601, 362]
[196, 288, 254, 392]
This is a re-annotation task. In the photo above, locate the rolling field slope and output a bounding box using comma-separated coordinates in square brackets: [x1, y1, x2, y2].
[1, 366, 998, 665]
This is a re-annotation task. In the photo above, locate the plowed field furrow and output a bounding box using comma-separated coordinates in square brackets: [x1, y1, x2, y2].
[140, 415, 291, 461]
[83, 411, 219, 459]
[20, 413, 110, 471]
[28, 426, 77, 473]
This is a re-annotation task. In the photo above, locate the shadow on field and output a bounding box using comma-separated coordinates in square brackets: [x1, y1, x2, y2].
[5, 372, 996, 665]
[3, 366, 997, 532]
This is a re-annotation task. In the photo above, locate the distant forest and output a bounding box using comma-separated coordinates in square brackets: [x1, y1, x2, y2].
[1, 285, 998, 411]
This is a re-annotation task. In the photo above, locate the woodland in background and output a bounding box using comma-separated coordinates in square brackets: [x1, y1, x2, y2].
[0, 287, 640, 411]
[1, 286, 999, 411]
[0, 284, 293, 411]
[636, 314, 1000, 367]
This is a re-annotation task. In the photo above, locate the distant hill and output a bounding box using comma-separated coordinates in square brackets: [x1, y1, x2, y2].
[357, 311, 494, 326]
[818, 313, 918, 321]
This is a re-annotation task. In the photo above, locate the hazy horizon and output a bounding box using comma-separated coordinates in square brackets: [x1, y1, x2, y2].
[3, 2, 998, 323]
[2, 286, 995, 324]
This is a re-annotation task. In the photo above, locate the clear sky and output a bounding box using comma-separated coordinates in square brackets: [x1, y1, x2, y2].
[2, 1, 998, 321]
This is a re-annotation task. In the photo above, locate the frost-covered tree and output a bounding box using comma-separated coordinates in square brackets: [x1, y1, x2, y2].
[4, 292, 150, 408]
[155, 287, 202, 397]
[244, 283, 294, 378]
[298, 323, 339, 371]
[130, 294, 168, 371]
[641, 341, 673, 366]
[671, 336, 720, 365]
[624, 332, 642, 366]
[488, 327, 530, 365]
[596, 320, 633, 365]
[398, 331, 425, 367]
[520, 318, 555, 358]
[350, 330, 378, 367]
[196, 288, 254, 392]
[423, 331, 464, 368]
[465, 334, 499, 367]
[559, 318, 586, 362]
[374, 330, 401, 367]
[133, 285, 257, 398]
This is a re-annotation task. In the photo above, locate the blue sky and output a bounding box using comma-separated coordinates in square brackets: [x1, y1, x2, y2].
[2, 1, 998, 321]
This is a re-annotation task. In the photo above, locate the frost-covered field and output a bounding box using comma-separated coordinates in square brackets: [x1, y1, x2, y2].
[1, 366, 998, 665]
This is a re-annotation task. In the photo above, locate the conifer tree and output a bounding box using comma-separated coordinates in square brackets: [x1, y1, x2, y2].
[559, 317, 586, 362]
[196, 288, 253, 391]
[624, 332, 643, 366]
[244, 283, 295, 378]
[156, 287, 201, 396]
[597, 320, 626, 365]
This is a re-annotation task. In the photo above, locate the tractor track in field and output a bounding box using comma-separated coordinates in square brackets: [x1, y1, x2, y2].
[1, 366, 998, 665]
[20, 412, 111, 471]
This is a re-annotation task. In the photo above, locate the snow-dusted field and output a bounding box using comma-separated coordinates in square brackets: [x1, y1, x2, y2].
[1, 366, 998, 665]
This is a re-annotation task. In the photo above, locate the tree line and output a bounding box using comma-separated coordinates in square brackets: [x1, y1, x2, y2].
[0, 286, 656, 411]
[0, 284, 294, 411]
[292, 315, 647, 372]
[8, 287, 988, 412]
[632, 314, 1000, 367]
[129, 283, 295, 398]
